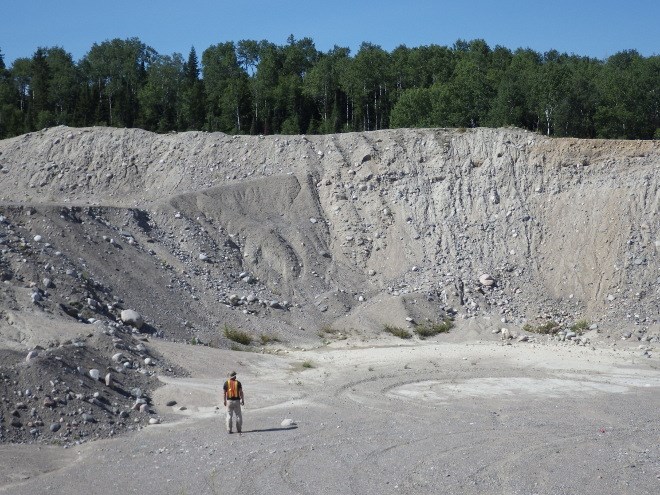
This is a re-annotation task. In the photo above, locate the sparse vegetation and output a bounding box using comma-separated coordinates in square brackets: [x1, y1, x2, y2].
[570, 319, 590, 334]
[413, 319, 454, 338]
[318, 325, 339, 336]
[223, 325, 252, 346]
[317, 325, 347, 341]
[522, 321, 561, 334]
[383, 324, 412, 339]
[302, 360, 314, 368]
[259, 334, 280, 345]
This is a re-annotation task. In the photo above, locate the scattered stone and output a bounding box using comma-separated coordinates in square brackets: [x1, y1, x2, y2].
[165, 400, 177, 407]
[120, 309, 144, 329]
[82, 413, 96, 423]
[89, 369, 100, 380]
[281, 418, 297, 427]
[479, 274, 496, 287]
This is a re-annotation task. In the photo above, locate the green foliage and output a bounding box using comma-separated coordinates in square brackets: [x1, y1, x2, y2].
[259, 334, 280, 345]
[413, 319, 454, 338]
[570, 319, 590, 334]
[383, 324, 412, 339]
[523, 321, 561, 334]
[301, 360, 314, 369]
[0, 37, 658, 139]
[223, 325, 252, 346]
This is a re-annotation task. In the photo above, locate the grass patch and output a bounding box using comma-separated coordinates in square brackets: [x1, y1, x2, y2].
[383, 324, 412, 339]
[522, 321, 561, 335]
[223, 325, 252, 346]
[318, 325, 339, 336]
[259, 334, 280, 345]
[317, 325, 347, 341]
[301, 360, 314, 369]
[413, 319, 454, 338]
[570, 319, 589, 334]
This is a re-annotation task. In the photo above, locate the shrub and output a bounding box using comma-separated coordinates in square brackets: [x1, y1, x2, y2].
[317, 326, 347, 340]
[570, 319, 589, 334]
[301, 360, 314, 368]
[523, 321, 561, 334]
[259, 334, 280, 345]
[383, 325, 412, 339]
[414, 319, 454, 338]
[318, 325, 339, 336]
[223, 325, 252, 346]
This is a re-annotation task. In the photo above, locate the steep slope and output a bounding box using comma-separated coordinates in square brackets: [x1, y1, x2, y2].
[0, 126, 657, 339]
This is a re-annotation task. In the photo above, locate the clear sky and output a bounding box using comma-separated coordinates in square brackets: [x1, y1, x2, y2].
[1, 0, 658, 65]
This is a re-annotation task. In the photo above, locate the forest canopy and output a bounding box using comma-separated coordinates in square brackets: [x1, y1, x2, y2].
[0, 36, 658, 140]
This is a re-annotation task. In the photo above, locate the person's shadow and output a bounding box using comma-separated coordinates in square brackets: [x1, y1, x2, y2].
[241, 426, 298, 433]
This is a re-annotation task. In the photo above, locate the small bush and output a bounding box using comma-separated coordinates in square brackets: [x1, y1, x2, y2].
[318, 325, 339, 336]
[317, 326, 347, 340]
[570, 319, 589, 334]
[414, 319, 453, 338]
[223, 325, 252, 346]
[524, 321, 561, 334]
[259, 334, 280, 345]
[383, 325, 412, 339]
[301, 360, 314, 369]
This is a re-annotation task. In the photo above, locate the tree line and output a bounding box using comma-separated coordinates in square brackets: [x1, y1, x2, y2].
[0, 36, 658, 140]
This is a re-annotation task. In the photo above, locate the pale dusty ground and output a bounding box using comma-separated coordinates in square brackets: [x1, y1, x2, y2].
[1, 334, 659, 495]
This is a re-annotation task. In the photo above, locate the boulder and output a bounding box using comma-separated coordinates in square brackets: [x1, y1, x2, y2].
[121, 309, 144, 329]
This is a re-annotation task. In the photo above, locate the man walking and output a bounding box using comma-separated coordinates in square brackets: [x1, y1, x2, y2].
[223, 371, 244, 434]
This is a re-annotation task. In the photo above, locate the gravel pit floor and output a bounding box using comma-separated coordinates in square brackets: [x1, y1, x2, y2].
[0, 338, 659, 495]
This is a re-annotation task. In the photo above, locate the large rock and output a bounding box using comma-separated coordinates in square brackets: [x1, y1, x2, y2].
[121, 309, 144, 329]
[479, 274, 496, 287]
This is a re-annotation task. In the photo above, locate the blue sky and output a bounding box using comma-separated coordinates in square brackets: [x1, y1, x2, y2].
[1, 0, 658, 65]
